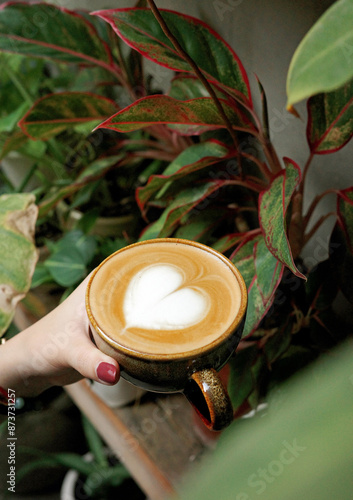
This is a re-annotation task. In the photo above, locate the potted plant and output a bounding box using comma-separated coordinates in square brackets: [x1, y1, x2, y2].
[0, 0, 352, 420]
[69, 0, 352, 416]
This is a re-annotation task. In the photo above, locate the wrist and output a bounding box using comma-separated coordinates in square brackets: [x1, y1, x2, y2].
[0, 328, 50, 397]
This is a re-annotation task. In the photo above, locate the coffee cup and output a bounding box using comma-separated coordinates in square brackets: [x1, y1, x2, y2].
[86, 238, 247, 431]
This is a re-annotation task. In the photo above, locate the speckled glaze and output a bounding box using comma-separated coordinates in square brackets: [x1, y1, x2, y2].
[86, 238, 247, 430]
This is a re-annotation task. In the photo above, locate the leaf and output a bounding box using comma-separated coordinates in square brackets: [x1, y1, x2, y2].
[93, 7, 252, 105]
[0, 3, 113, 68]
[0, 193, 38, 335]
[136, 140, 230, 211]
[287, 0, 353, 105]
[174, 208, 227, 242]
[305, 259, 339, 312]
[0, 102, 29, 133]
[329, 187, 353, 304]
[307, 79, 353, 154]
[38, 155, 122, 216]
[212, 233, 243, 254]
[81, 415, 107, 469]
[259, 158, 305, 279]
[19, 92, 119, 140]
[231, 232, 284, 337]
[54, 230, 97, 266]
[181, 340, 353, 500]
[31, 263, 53, 289]
[96, 95, 253, 135]
[140, 181, 225, 240]
[228, 345, 258, 411]
[264, 321, 292, 365]
[0, 130, 29, 160]
[44, 247, 86, 287]
[169, 74, 229, 100]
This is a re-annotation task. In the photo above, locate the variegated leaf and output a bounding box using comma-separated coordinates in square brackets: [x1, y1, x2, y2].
[140, 181, 225, 240]
[0, 3, 113, 68]
[19, 92, 119, 140]
[259, 158, 305, 279]
[96, 95, 254, 135]
[0, 193, 38, 335]
[93, 7, 252, 105]
[136, 140, 230, 211]
[307, 79, 353, 154]
[330, 187, 353, 304]
[231, 232, 284, 337]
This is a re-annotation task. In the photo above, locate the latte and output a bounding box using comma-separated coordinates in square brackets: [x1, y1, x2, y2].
[87, 239, 243, 356]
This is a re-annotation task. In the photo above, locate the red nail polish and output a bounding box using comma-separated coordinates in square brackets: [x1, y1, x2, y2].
[97, 362, 118, 384]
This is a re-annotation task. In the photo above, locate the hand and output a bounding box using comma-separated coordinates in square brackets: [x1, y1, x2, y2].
[0, 276, 120, 398]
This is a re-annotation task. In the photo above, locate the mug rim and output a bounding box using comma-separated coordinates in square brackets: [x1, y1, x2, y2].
[86, 238, 248, 361]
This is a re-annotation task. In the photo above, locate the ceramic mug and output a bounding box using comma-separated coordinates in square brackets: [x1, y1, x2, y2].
[86, 238, 247, 431]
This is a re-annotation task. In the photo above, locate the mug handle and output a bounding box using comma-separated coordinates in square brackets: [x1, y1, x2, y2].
[184, 368, 233, 431]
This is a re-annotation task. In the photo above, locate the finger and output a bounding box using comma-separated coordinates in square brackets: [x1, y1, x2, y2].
[67, 335, 120, 385]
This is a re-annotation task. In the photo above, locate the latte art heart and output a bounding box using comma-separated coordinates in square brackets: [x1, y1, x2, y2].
[123, 264, 209, 330]
[88, 240, 243, 355]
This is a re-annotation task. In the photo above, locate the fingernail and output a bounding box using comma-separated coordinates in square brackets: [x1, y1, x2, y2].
[97, 362, 118, 384]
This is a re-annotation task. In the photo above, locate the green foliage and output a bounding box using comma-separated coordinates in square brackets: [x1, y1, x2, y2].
[180, 339, 353, 500]
[258, 159, 304, 279]
[287, 0, 353, 105]
[18, 416, 131, 499]
[93, 7, 251, 104]
[0, 193, 38, 335]
[0, 1, 352, 420]
[32, 229, 127, 291]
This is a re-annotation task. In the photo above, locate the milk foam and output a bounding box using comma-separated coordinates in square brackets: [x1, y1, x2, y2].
[123, 264, 209, 330]
[88, 240, 243, 355]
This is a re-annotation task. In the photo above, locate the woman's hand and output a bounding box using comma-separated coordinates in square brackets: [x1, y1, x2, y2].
[0, 276, 120, 398]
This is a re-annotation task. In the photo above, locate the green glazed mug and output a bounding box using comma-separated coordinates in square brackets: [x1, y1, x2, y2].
[86, 238, 247, 431]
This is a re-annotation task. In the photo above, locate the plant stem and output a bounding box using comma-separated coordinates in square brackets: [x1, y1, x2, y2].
[2, 61, 34, 105]
[15, 162, 38, 193]
[241, 152, 272, 181]
[300, 152, 314, 195]
[303, 188, 339, 231]
[146, 0, 242, 159]
[303, 212, 337, 246]
[131, 150, 177, 162]
[225, 178, 265, 192]
[0, 169, 15, 191]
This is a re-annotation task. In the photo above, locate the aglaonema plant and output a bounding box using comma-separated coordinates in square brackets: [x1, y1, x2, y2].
[0, 0, 352, 416]
[90, 0, 353, 414]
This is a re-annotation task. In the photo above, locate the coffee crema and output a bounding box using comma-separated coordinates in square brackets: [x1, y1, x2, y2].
[87, 240, 242, 355]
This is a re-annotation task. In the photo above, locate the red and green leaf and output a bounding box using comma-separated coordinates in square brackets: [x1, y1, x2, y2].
[96, 95, 254, 135]
[19, 92, 119, 140]
[231, 232, 284, 337]
[139, 181, 225, 240]
[330, 187, 353, 305]
[0, 3, 113, 70]
[92, 7, 252, 106]
[259, 158, 305, 279]
[212, 233, 244, 254]
[136, 140, 230, 211]
[337, 187, 353, 250]
[228, 345, 259, 412]
[174, 208, 227, 242]
[0, 130, 29, 160]
[169, 74, 230, 101]
[307, 79, 353, 154]
[38, 155, 123, 216]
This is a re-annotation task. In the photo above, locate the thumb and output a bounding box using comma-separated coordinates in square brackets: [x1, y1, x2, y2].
[68, 336, 120, 386]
